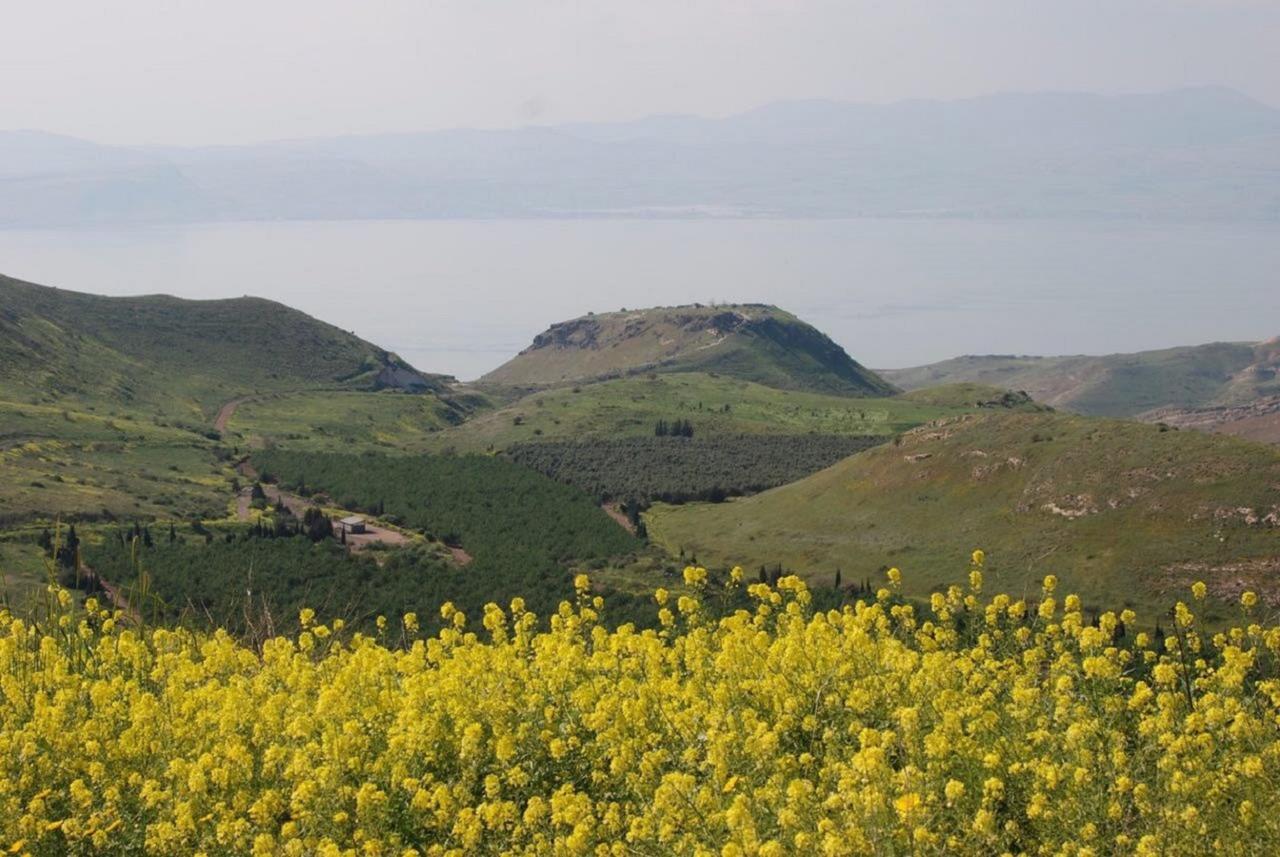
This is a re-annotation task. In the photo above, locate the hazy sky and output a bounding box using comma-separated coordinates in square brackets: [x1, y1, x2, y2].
[4, 0, 1280, 145]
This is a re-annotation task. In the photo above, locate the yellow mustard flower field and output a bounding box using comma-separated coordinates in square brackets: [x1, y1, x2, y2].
[2, 557, 1278, 856]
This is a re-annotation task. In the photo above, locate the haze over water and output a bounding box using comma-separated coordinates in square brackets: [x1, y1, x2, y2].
[1, 217, 1276, 381]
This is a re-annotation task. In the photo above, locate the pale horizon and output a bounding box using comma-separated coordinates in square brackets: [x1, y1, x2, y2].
[5, 1, 1280, 146]
[7, 84, 1276, 150]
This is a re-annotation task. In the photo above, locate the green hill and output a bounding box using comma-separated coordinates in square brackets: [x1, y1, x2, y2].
[646, 410, 1280, 618]
[0, 273, 453, 421]
[881, 338, 1279, 418]
[480, 304, 896, 397]
[0, 274, 468, 524]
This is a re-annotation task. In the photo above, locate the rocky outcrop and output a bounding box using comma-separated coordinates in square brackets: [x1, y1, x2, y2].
[527, 318, 604, 352]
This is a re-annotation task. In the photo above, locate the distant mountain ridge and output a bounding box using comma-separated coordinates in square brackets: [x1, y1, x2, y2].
[479, 303, 895, 397]
[0, 274, 452, 419]
[881, 337, 1280, 419]
[3, 87, 1279, 225]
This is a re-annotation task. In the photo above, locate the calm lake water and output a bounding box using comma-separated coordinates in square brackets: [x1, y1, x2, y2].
[0, 219, 1277, 381]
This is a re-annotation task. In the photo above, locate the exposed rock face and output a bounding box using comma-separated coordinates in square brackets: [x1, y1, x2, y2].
[1140, 395, 1280, 444]
[523, 310, 753, 354]
[374, 363, 433, 391]
[527, 318, 605, 352]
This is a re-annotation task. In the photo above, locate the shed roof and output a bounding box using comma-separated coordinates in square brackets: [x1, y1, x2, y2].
[340, 516, 366, 526]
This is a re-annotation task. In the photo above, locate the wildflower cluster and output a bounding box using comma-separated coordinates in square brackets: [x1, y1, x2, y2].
[1, 564, 1278, 855]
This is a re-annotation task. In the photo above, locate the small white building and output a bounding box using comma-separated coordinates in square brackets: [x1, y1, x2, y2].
[339, 515, 367, 535]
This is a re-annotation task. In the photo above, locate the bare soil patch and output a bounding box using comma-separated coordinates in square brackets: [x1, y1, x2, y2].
[601, 502, 637, 534]
[213, 397, 251, 433]
[1158, 557, 1280, 607]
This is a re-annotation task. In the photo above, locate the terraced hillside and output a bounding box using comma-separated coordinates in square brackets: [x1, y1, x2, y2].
[481, 303, 896, 396]
[647, 410, 1280, 619]
[882, 337, 1279, 418]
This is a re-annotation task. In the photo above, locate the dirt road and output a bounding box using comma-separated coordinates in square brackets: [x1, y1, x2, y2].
[213, 397, 250, 433]
[235, 479, 412, 551]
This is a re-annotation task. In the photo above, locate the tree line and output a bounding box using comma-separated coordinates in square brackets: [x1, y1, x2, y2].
[505, 434, 882, 507]
[654, 419, 695, 437]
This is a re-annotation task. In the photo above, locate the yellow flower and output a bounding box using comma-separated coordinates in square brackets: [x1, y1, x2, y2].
[7, 568, 1280, 854]
[894, 792, 921, 820]
[1192, 581, 1207, 600]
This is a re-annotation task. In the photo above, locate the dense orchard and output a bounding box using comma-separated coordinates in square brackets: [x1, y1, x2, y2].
[505, 434, 880, 504]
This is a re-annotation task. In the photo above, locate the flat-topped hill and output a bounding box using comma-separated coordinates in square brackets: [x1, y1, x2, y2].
[480, 303, 896, 397]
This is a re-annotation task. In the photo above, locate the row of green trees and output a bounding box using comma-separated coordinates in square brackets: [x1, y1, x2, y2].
[505, 434, 881, 505]
[654, 419, 695, 437]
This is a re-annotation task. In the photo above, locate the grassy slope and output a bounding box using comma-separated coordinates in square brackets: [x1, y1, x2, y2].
[0, 273, 467, 522]
[0, 273, 450, 420]
[0, 538, 51, 614]
[0, 400, 234, 525]
[882, 339, 1277, 418]
[421, 373, 968, 453]
[222, 390, 474, 453]
[647, 410, 1280, 618]
[480, 303, 896, 397]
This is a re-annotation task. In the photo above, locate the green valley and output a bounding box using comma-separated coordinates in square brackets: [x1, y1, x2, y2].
[5, 275, 1280, 637]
